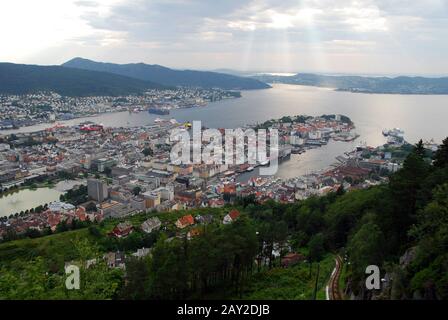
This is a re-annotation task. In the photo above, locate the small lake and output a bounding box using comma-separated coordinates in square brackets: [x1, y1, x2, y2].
[0, 188, 62, 218]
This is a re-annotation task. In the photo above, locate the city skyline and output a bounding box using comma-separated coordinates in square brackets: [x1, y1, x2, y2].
[1, 0, 448, 75]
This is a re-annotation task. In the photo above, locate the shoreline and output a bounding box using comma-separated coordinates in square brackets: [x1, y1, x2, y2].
[0, 95, 243, 134]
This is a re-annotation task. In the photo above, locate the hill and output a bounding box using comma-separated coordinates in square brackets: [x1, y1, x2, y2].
[253, 73, 448, 94]
[63, 57, 271, 90]
[0, 63, 166, 96]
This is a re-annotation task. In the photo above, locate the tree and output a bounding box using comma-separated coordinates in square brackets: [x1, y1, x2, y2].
[408, 183, 448, 299]
[347, 221, 385, 295]
[433, 137, 448, 168]
[119, 257, 150, 299]
[24, 228, 41, 239]
[142, 147, 153, 157]
[104, 167, 112, 176]
[336, 184, 345, 196]
[415, 139, 426, 158]
[133, 186, 142, 196]
[387, 151, 429, 249]
[308, 233, 325, 262]
[86, 202, 97, 212]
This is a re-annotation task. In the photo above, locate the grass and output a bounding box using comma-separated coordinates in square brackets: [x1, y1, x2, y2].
[238, 254, 335, 300]
[338, 261, 348, 300]
[0, 228, 92, 271]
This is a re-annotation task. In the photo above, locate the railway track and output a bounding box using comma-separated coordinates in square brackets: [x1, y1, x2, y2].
[328, 255, 343, 300]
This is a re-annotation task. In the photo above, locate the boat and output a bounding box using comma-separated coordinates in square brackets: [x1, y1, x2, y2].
[246, 166, 254, 172]
[236, 164, 250, 173]
[382, 128, 404, 137]
[259, 160, 270, 166]
[148, 108, 170, 115]
[306, 140, 323, 146]
[223, 170, 235, 177]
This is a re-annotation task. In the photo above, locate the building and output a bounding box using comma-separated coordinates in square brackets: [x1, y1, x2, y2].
[154, 186, 174, 201]
[281, 253, 305, 267]
[142, 191, 161, 209]
[109, 221, 133, 238]
[175, 214, 194, 229]
[141, 217, 162, 234]
[195, 214, 214, 224]
[92, 158, 116, 173]
[105, 251, 126, 269]
[290, 133, 305, 146]
[48, 201, 75, 213]
[132, 247, 151, 259]
[130, 196, 146, 211]
[223, 209, 240, 224]
[187, 228, 202, 240]
[87, 178, 108, 202]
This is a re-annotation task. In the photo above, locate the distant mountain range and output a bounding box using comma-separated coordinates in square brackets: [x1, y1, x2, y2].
[0, 59, 270, 97]
[63, 58, 270, 90]
[0, 63, 166, 96]
[253, 73, 448, 94]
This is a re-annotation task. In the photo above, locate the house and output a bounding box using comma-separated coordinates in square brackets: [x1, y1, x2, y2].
[105, 251, 126, 269]
[175, 214, 194, 229]
[141, 217, 162, 234]
[195, 214, 214, 225]
[187, 228, 202, 240]
[281, 253, 305, 267]
[109, 221, 133, 238]
[223, 209, 240, 224]
[208, 198, 225, 208]
[47, 212, 63, 231]
[132, 247, 151, 259]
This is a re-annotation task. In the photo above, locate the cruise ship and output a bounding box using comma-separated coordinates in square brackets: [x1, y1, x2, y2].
[382, 128, 404, 137]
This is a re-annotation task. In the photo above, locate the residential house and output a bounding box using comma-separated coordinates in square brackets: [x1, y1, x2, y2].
[175, 214, 194, 229]
[223, 209, 240, 225]
[141, 217, 162, 234]
[109, 221, 133, 238]
[132, 247, 151, 259]
[105, 251, 126, 269]
[187, 228, 202, 240]
[195, 214, 214, 225]
[281, 253, 305, 267]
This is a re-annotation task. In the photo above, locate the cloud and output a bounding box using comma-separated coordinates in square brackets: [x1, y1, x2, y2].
[1, 0, 447, 74]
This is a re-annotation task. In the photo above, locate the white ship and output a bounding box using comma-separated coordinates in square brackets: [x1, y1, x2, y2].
[382, 128, 404, 137]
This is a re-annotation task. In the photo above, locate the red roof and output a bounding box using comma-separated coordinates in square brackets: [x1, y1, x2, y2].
[178, 214, 194, 227]
[228, 209, 240, 220]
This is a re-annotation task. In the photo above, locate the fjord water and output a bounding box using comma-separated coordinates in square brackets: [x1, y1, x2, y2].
[5, 84, 448, 179]
[8, 84, 448, 144]
[171, 84, 448, 146]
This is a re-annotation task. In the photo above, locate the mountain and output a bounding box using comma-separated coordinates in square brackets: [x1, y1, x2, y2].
[253, 73, 448, 94]
[0, 63, 166, 96]
[63, 57, 271, 90]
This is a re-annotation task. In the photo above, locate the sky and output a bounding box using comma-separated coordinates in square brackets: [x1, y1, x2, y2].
[1, 0, 447, 75]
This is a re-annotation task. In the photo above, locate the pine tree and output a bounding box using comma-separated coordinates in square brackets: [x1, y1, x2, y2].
[414, 139, 425, 158]
[433, 137, 448, 168]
